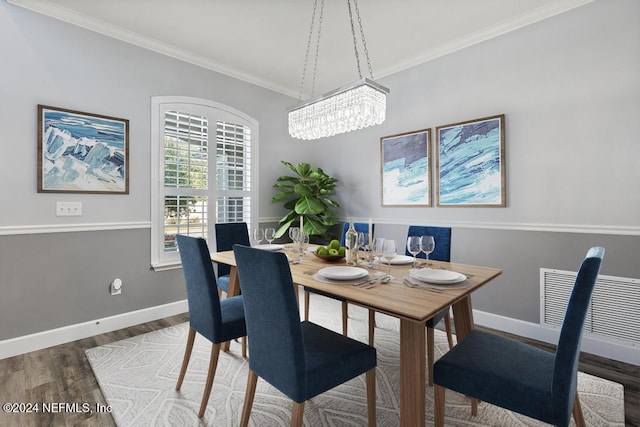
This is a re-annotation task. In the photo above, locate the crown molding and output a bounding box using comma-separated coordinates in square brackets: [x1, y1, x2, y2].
[8, 0, 593, 98]
[6, 0, 300, 98]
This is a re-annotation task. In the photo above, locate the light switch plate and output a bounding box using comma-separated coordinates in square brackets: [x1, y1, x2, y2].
[56, 202, 82, 216]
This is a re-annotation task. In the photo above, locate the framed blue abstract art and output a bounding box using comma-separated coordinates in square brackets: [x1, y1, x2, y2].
[37, 105, 129, 194]
[436, 114, 505, 207]
[380, 128, 431, 206]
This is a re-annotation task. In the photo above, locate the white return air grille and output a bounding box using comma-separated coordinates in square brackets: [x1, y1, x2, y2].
[540, 269, 640, 347]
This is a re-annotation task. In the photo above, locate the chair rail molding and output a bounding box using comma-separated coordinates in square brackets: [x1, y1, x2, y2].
[0, 221, 151, 236]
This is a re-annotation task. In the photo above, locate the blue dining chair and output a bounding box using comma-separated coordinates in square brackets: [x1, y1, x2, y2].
[370, 225, 453, 385]
[433, 247, 605, 427]
[175, 234, 247, 419]
[215, 222, 250, 295]
[233, 244, 377, 427]
[304, 221, 375, 339]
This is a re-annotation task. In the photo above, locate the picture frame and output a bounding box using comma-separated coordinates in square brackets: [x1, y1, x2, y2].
[37, 105, 129, 194]
[435, 114, 505, 207]
[380, 128, 432, 207]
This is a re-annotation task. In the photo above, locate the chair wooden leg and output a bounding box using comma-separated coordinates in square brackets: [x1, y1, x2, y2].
[342, 301, 348, 336]
[368, 309, 375, 346]
[241, 336, 247, 358]
[198, 342, 221, 418]
[427, 326, 435, 386]
[471, 398, 478, 416]
[572, 392, 586, 427]
[240, 370, 258, 427]
[366, 367, 376, 426]
[434, 384, 445, 427]
[443, 312, 454, 349]
[291, 401, 305, 427]
[304, 290, 310, 321]
[175, 327, 196, 390]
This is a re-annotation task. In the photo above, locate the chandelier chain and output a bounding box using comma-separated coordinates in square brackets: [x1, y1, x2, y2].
[353, 0, 374, 79]
[298, 0, 320, 100]
[346, 0, 363, 79]
[310, 0, 325, 97]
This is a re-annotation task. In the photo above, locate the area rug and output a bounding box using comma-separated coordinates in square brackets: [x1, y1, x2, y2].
[86, 294, 624, 426]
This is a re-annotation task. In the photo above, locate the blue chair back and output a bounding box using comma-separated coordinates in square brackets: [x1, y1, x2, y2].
[405, 225, 451, 262]
[215, 222, 250, 278]
[552, 247, 604, 425]
[340, 222, 374, 246]
[233, 244, 306, 400]
[176, 234, 224, 342]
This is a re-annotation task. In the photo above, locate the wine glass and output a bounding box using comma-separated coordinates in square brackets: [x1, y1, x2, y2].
[295, 231, 309, 262]
[406, 236, 421, 268]
[373, 237, 385, 270]
[265, 228, 276, 245]
[253, 228, 264, 245]
[358, 232, 370, 265]
[288, 227, 300, 243]
[382, 239, 397, 275]
[420, 235, 435, 266]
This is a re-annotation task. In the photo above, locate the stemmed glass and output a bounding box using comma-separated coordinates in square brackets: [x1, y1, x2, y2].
[288, 227, 300, 243]
[382, 239, 397, 275]
[294, 230, 309, 262]
[373, 237, 385, 270]
[406, 236, 421, 268]
[253, 228, 264, 245]
[264, 228, 276, 245]
[358, 232, 370, 266]
[420, 235, 435, 266]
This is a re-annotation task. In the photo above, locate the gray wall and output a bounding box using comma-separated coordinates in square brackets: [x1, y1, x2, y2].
[1, 0, 639, 350]
[303, 0, 640, 322]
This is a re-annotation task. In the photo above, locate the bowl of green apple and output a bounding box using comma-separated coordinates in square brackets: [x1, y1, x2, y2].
[313, 239, 346, 262]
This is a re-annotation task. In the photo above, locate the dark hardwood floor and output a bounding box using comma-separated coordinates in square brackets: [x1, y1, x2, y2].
[0, 313, 637, 426]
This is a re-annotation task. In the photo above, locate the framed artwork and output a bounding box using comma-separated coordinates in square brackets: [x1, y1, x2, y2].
[37, 105, 129, 194]
[436, 114, 505, 207]
[381, 128, 432, 206]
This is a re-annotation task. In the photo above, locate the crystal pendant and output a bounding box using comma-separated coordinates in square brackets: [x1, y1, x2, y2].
[288, 78, 389, 140]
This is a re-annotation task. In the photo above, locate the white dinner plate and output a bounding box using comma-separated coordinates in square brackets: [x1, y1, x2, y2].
[317, 266, 368, 281]
[253, 244, 284, 251]
[377, 255, 414, 265]
[409, 268, 466, 284]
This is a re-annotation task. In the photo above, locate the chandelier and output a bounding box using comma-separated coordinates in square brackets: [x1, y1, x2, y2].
[288, 0, 389, 140]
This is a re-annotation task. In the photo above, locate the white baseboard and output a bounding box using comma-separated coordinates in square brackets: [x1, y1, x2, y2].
[0, 300, 188, 360]
[473, 309, 640, 366]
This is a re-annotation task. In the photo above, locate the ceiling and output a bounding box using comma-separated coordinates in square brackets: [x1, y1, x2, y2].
[9, 0, 593, 99]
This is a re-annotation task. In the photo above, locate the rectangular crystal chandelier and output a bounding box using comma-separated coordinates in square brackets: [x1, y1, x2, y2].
[288, 0, 389, 141]
[288, 78, 389, 140]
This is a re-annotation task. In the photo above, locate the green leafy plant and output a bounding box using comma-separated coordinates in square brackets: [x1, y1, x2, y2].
[272, 161, 340, 238]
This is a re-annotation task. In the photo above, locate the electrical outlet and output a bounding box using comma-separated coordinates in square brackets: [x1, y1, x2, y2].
[110, 278, 123, 295]
[56, 202, 82, 216]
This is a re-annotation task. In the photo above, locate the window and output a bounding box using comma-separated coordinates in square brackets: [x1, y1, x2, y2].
[151, 97, 258, 269]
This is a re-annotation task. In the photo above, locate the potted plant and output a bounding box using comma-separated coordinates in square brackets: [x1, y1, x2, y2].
[272, 161, 340, 239]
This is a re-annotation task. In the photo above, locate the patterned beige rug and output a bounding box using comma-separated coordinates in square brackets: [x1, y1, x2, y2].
[86, 293, 624, 426]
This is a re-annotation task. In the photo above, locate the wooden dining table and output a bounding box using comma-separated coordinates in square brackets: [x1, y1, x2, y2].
[211, 247, 502, 426]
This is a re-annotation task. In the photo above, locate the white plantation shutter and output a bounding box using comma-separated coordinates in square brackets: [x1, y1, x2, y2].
[151, 97, 258, 269]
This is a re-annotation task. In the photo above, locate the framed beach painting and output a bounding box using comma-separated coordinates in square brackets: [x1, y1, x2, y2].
[436, 114, 505, 207]
[37, 105, 129, 194]
[381, 128, 431, 206]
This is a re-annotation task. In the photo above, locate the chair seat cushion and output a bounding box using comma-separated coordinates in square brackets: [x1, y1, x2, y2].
[304, 286, 347, 302]
[300, 321, 376, 401]
[217, 295, 247, 343]
[433, 330, 557, 424]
